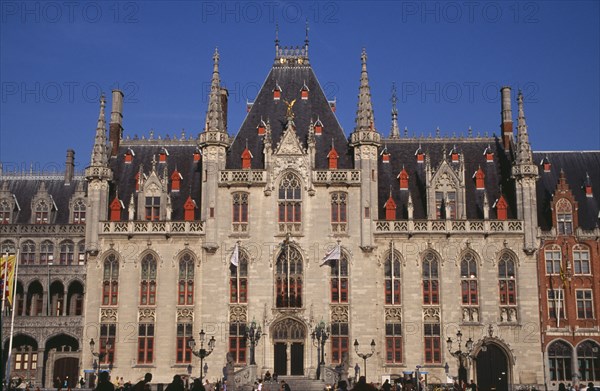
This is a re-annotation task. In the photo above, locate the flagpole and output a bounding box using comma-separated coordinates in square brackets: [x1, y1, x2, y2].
[390, 241, 395, 304]
[286, 235, 290, 306]
[5, 248, 20, 385]
[556, 288, 561, 328]
[1, 252, 8, 313]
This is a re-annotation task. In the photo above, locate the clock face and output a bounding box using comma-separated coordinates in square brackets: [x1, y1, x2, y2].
[298, 58, 303, 64]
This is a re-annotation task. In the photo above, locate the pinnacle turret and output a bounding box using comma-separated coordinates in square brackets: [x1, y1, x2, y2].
[390, 83, 400, 139]
[90, 94, 108, 167]
[515, 90, 533, 165]
[354, 48, 376, 133]
[205, 48, 225, 133]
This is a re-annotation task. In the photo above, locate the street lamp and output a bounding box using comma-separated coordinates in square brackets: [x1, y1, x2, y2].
[353, 339, 376, 382]
[311, 321, 330, 379]
[189, 329, 216, 382]
[89, 339, 111, 384]
[246, 319, 262, 365]
[446, 330, 473, 386]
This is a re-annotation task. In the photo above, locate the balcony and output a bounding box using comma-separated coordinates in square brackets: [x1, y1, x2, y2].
[313, 170, 361, 185]
[101, 221, 205, 235]
[374, 220, 523, 235]
[219, 170, 266, 185]
[0, 224, 85, 236]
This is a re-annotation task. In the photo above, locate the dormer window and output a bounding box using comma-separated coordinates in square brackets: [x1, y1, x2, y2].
[541, 156, 551, 172]
[473, 167, 485, 190]
[110, 197, 123, 222]
[124, 148, 135, 164]
[415, 147, 424, 163]
[34, 200, 50, 224]
[145, 197, 160, 221]
[300, 81, 309, 100]
[555, 198, 573, 235]
[329, 98, 336, 113]
[241, 147, 253, 170]
[584, 173, 593, 198]
[494, 195, 508, 220]
[257, 118, 266, 136]
[314, 118, 323, 135]
[484, 146, 494, 163]
[193, 149, 201, 162]
[72, 199, 86, 224]
[273, 82, 282, 101]
[183, 196, 196, 221]
[171, 170, 182, 192]
[450, 146, 459, 163]
[384, 193, 397, 221]
[0, 199, 11, 224]
[398, 168, 409, 190]
[159, 148, 169, 163]
[327, 144, 339, 170]
[381, 150, 390, 163]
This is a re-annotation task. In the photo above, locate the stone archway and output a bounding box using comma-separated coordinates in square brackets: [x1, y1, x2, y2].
[475, 343, 510, 391]
[271, 318, 306, 376]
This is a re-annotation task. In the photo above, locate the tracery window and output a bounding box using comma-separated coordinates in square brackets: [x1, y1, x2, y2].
[34, 200, 49, 224]
[331, 192, 347, 232]
[232, 192, 249, 232]
[230, 249, 248, 304]
[59, 240, 74, 265]
[384, 250, 401, 305]
[140, 254, 157, 305]
[331, 253, 349, 303]
[556, 198, 573, 235]
[73, 199, 86, 224]
[0, 199, 11, 224]
[278, 173, 302, 223]
[102, 254, 119, 306]
[498, 253, 517, 306]
[275, 243, 303, 308]
[460, 253, 478, 305]
[422, 252, 439, 305]
[20, 241, 35, 265]
[548, 340, 572, 381]
[577, 340, 600, 381]
[39, 240, 54, 265]
[178, 253, 194, 305]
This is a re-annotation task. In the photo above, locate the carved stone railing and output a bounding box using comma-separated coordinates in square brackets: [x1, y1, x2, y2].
[198, 131, 230, 146]
[219, 170, 266, 184]
[374, 220, 523, 234]
[313, 170, 361, 185]
[278, 222, 302, 235]
[101, 221, 204, 235]
[0, 224, 85, 236]
[1, 315, 84, 330]
[350, 130, 382, 146]
[231, 365, 257, 391]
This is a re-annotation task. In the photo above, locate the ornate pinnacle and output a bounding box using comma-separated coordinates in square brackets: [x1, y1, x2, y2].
[205, 47, 225, 133]
[390, 83, 400, 139]
[516, 90, 533, 165]
[354, 48, 376, 134]
[90, 94, 108, 167]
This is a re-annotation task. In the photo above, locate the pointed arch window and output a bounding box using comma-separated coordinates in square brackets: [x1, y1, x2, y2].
[278, 173, 302, 223]
[331, 252, 349, 303]
[577, 340, 600, 381]
[548, 340, 572, 381]
[34, 200, 49, 224]
[230, 249, 248, 304]
[140, 254, 157, 305]
[331, 192, 347, 233]
[232, 192, 249, 233]
[1, 241, 16, 255]
[556, 198, 573, 235]
[422, 252, 440, 305]
[178, 253, 194, 305]
[460, 253, 478, 305]
[77, 241, 86, 265]
[384, 249, 401, 305]
[59, 240, 74, 265]
[20, 240, 35, 265]
[72, 199, 86, 224]
[39, 240, 54, 265]
[0, 199, 11, 224]
[102, 254, 119, 306]
[498, 253, 517, 306]
[276, 243, 303, 308]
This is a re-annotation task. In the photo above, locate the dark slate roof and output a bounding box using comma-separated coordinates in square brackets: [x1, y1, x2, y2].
[109, 142, 202, 220]
[0, 177, 86, 224]
[533, 151, 600, 230]
[227, 63, 351, 169]
[378, 137, 515, 220]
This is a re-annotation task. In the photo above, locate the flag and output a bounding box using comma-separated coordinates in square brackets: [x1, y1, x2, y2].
[320, 243, 341, 266]
[559, 264, 569, 290]
[230, 243, 239, 267]
[1, 254, 16, 308]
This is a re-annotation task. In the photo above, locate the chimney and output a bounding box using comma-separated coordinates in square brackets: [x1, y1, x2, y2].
[500, 86, 513, 150]
[110, 89, 124, 157]
[220, 87, 228, 132]
[64, 149, 75, 185]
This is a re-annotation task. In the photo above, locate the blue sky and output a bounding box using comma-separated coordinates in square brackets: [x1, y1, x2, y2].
[1, 1, 599, 172]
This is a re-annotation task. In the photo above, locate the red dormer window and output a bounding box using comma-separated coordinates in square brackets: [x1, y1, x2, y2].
[384, 194, 397, 221]
[474, 167, 485, 190]
[301, 81, 309, 100]
[329, 99, 336, 113]
[541, 157, 551, 172]
[585, 184, 593, 198]
[315, 118, 323, 135]
[398, 168, 409, 190]
[416, 152, 424, 163]
[451, 152, 459, 163]
[241, 147, 253, 169]
[171, 170, 182, 192]
[486, 152, 494, 163]
[328, 145, 339, 170]
[495, 195, 508, 220]
[110, 197, 122, 222]
[273, 82, 282, 101]
[257, 120, 266, 136]
[159, 148, 168, 163]
[124, 149, 134, 163]
[183, 196, 196, 221]
[382, 152, 390, 163]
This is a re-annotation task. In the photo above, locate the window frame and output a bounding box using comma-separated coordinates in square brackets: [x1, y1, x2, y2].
[275, 243, 303, 309]
[460, 253, 478, 306]
[137, 323, 155, 364]
[384, 251, 401, 305]
[278, 173, 302, 223]
[498, 254, 517, 306]
[102, 254, 119, 306]
[424, 323, 441, 364]
[385, 322, 403, 364]
[331, 254, 349, 304]
[230, 249, 249, 304]
[178, 253, 194, 305]
[229, 322, 247, 364]
[330, 322, 349, 365]
[422, 252, 440, 305]
[576, 290, 594, 319]
[140, 254, 157, 306]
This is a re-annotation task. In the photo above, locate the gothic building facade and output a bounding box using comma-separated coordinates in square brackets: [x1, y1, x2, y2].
[2, 37, 599, 390]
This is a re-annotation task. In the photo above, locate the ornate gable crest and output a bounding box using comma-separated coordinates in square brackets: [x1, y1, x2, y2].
[274, 120, 306, 156]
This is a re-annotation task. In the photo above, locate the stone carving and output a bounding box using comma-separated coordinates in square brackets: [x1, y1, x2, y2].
[331, 305, 349, 322]
[423, 307, 440, 322]
[385, 307, 402, 322]
[229, 305, 247, 323]
[100, 308, 118, 322]
[176, 308, 194, 321]
[138, 308, 156, 322]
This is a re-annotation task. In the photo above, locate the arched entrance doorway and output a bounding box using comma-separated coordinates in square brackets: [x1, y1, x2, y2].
[475, 344, 509, 391]
[271, 318, 306, 376]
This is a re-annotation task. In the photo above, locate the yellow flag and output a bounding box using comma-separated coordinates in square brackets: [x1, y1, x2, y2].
[0, 255, 16, 306]
[559, 264, 569, 290]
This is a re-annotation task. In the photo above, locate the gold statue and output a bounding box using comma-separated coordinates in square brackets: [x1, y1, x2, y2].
[284, 99, 296, 118]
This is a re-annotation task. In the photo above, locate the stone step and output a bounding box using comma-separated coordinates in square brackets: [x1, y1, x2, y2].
[258, 377, 328, 391]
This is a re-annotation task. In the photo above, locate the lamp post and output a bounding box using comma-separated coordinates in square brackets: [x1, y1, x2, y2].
[246, 319, 262, 365]
[47, 258, 53, 316]
[186, 364, 192, 390]
[446, 330, 473, 386]
[89, 339, 110, 384]
[189, 329, 216, 382]
[353, 339, 376, 382]
[311, 321, 330, 379]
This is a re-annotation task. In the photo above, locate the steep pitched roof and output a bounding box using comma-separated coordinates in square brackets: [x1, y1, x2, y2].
[227, 63, 351, 169]
[533, 151, 600, 230]
[378, 137, 514, 220]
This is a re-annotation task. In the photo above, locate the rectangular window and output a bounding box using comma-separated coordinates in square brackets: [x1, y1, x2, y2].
[176, 323, 192, 363]
[178, 279, 193, 305]
[461, 280, 478, 305]
[331, 323, 349, 365]
[385, 279, 400, 305]
[364, 207, 370, 219]
[100, 323, 116, 364]
[278, 202, 301, 222]
[74, 210, 86, 224]
[232, 193, 248, 223]
[545, 251, 562, 275]
[229, 323, 247, 364]
[145, 196, 160, 221]
[574, 250, 590, 274]
[576, 290, 594, 319]
[557, 213, 573, 235]
[138, 323, 154, 364]
[549, 357, 572, 381]
[424, 323, 441, 364]
[35, 211, 49, 224]
[548, 289, 566, 319]
[499, 280, 516, 305]
[385, 323, 402, 364]
[423, 280, 439, 305]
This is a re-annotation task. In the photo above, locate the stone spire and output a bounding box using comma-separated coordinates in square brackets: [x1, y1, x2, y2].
[515, 90, 533, 165]
[205, 48, 226, 133]
[90, 94, 108, 167]
[354, 48, 376, 133]
[390, 83, 400, 139]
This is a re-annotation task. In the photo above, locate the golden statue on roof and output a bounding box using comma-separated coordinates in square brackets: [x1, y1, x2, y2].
[284, 98, 296, 119]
